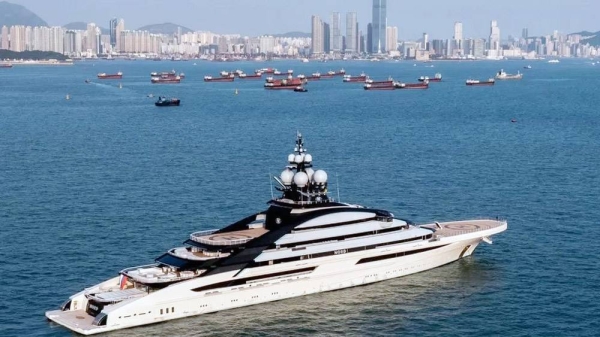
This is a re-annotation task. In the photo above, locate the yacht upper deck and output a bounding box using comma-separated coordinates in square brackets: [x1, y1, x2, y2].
[189, 227, 269, 246]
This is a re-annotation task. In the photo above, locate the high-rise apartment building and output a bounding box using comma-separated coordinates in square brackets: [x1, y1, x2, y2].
[386, 26, 397, 52]
[454, 21, 463, 52]
[330, 12, 342, 53]
[345, 12, 357, 53]
[371, 0, 387, 53]
[1, 25, 8, 49]
[323, 22, 331, 54]
[311, 15, 324, 55]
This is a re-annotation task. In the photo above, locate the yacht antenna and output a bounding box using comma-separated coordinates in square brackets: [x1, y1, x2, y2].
[269, 174, 274, 199]
[336, 173, 340, 202]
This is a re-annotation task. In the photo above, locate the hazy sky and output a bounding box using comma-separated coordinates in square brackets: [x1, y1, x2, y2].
[11, 0, 600, 39]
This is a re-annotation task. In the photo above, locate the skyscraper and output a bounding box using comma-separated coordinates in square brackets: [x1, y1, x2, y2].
[109, 18, 118, 48]
[311, 15, 324, 55]
[489, 20, 500, 51]
[1, 25, 8, 50]
[345, 12, 357, 54]
[386, 26, 397, 52]
[323, 22, 331, 54]
[366, 23, 373, 54]
[422, 32, 429, 50]
[522, 28, 528, 39]
[330, 12, 342, 53]
[116, 19, 125, 52]
[371, 0, 387, 53]
[453, 21, 463, 52]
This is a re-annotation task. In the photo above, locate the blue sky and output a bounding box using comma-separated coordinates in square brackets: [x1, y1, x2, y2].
[12, 0, 600, 39]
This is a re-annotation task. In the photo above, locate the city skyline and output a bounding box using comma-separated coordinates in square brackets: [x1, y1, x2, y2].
[7, 0, 600, 40]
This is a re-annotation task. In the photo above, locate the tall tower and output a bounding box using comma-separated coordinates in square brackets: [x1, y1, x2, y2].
[109, 18, 118, 48]
[422, 32, 429, 50]
[453, 21, 463, 51]
[311, 15, 324, 55]
[116, 19, 125, 52]
[345, 12, 357, 54]
[371, 0, 387, 53]
[1, 25, 8, 50]
[489, 20, 500, 51]
[366, 23, 373, 54]
[330, 12, 342, 53]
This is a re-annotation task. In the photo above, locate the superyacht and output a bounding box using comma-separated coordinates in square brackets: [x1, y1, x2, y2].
[46, 133, 507, 335]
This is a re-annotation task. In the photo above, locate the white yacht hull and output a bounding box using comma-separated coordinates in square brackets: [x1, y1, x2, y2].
[46, 222, 503, 335]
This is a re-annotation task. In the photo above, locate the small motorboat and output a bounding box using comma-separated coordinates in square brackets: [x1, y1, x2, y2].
[294, 86, 308, 92]
[84, 79, 90, 83]
[155, 96, 180, 106]
[524, 65, 532, 69]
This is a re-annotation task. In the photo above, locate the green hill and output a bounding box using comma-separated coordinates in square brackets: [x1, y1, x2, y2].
[137, 23, 193, 35]
[0, 1, 48, 27]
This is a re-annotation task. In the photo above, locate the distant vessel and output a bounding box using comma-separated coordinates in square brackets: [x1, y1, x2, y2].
[548, 59, 560, 63]
[0, 63, 13, 68]
[363, 83, 395, 90]
[293, 86, 308, 92]
[307, 72, 321, 80]
[154, 96, 180, 106]
[418, 73, 442, 82]
[151, 76, 181, 84]
[301, 58, 309, 63]
[238, 73, 262, 79]
[524, 65, 532, 69]
[204, 75, 234, 82]
[495, 69, 523, 80]
[97, 72, 123, 79]
[343, 73, 368, 83]
[65, 94, 70, 100]
[466, 79, 495, 86]
[264, 78, 306, 89]
[394, 81, 429, 89]
[365, 77, 394, 85]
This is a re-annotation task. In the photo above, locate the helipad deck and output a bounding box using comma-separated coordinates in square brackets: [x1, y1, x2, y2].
[421, 219, 507, 238]
[190, 227, 269, 246]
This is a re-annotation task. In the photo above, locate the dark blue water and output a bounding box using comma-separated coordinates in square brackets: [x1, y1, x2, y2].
[1, 59, 599, 337]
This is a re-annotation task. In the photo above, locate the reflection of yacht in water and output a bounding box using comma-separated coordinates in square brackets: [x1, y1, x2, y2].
[46, 133, 507, 335]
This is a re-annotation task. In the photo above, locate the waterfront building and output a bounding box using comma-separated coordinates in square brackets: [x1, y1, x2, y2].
[371, 0, 387, 53]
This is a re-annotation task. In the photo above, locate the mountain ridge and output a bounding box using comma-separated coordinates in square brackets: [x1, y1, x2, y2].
[0, 1, 47, 27]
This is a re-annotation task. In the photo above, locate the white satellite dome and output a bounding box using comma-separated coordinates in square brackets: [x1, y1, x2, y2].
[280, 169, 294, 185]
[305, 168, 315, 181]
[294, 154, 303, 163]
[293, 172, 309, 187]
[287, 154, 295, 163]
[313, 170, 328, 184]
[304, 154, 313, 163]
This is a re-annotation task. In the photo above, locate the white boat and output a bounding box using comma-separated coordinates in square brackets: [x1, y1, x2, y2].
[548, 59, 560, 63]
[495, 69, 523, 80]
[45, 133, 507, 335]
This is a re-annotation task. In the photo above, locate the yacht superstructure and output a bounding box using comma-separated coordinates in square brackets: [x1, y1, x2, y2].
[46, 133, 507, 335]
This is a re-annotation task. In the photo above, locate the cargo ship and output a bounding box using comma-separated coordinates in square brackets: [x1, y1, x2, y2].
[0, 63, 13, 68]
[97, 72, 123, 79]
[394, 81, 429, 89]
[238, 72, 263, 79]
[264, 78, 306, 89]
[465, 79, 495, 86]
[365, 77, 394, 85]
[204, 75, 234, 82]
[151, 76, 181, 84]
[363, 83, 395, 90]
[343, 73, 368, 83]
[418, 73, 442, 82]
[307, 72, 321, 80]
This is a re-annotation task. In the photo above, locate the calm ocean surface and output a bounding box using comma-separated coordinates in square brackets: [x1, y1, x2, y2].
[1, 58, 599, 337]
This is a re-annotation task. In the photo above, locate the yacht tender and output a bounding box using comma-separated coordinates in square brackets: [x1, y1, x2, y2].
[46, 133, 507, 335]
